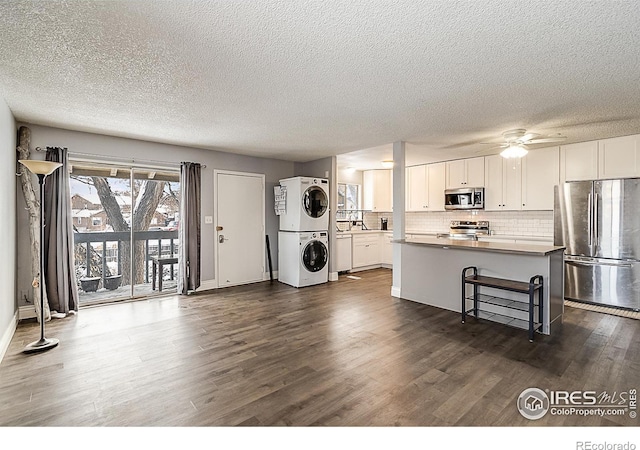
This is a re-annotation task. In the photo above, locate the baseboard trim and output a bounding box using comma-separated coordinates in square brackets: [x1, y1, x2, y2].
[329, 272, 339, 282]
[263, 271, 279, 282]
[391, 286, 401, 298]
[196, 279, 217, 292]
[0, 310, 18, 365]
[19, 305, 36, 321]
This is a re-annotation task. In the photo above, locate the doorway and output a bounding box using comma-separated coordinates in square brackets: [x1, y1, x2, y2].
[215, 170, 265, 288]
[69, 161, 180, 305]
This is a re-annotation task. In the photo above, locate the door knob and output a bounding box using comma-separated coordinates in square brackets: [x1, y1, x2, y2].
[219, 234, 228, 243]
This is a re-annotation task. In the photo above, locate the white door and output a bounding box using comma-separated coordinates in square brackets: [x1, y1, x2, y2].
[215, 171, 265, 287]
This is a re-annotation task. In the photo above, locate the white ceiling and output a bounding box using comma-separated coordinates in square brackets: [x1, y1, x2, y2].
[1, 1, 640, 169]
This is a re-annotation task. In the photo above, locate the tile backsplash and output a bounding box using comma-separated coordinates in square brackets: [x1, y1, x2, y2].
[362, 210, 553, 237]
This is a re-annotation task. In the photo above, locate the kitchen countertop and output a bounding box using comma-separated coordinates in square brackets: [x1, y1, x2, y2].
[405, 230, 553, 242]
[337, 229, 392, 234]
[397, 235, 564, 256]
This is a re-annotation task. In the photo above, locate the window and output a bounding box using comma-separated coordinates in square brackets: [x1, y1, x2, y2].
[337, 183, 359, 211]
[92, 217, 102, 227]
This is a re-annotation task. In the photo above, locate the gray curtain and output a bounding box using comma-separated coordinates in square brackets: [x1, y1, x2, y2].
[178, 162, 201, 294]
[44, 147, 79, 314]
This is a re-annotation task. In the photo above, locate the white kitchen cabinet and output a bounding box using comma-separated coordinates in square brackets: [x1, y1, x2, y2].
[445, 157, 485, 188]
[484, 154, 522, 211]
[521, 146, 559, 210]
[352, 233, 381, 268]
[382, 232, 393, 266]
[406, 162, 445, 211]
[363, 169, 393, 212]
[560, 141, 598, 181]
[335, 234, 352, 272]
[560, 134, 640, 181]
[598, 134, 640, 179]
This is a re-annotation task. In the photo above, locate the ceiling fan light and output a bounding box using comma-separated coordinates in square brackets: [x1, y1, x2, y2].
[500, 144, 528, 159]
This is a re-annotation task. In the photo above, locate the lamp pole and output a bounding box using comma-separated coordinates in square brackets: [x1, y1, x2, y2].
[19, 160, 62, 353]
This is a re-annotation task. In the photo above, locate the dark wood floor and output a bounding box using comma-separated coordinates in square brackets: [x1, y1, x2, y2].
[1, 268, 638, 426]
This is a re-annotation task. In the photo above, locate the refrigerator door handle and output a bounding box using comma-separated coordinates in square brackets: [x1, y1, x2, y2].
[594, 193, 599, 249]
[565, 259, 633, 268]
[587, 193, 593, 247]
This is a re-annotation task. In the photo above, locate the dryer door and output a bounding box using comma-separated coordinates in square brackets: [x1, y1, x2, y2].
[302, 186, 328, 218]
[302, 240, 328, 272]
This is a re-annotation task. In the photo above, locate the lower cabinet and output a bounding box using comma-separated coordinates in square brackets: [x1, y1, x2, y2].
[382, 232, 393, 265]
[336, 234, 352, 272]
[352, 234, 380, 268]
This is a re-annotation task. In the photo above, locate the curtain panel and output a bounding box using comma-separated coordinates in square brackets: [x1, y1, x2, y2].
[178, 162, 202, 294]
[44, 147, 79, 314]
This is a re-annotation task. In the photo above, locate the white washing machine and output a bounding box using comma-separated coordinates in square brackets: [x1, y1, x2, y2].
[278, 176, 329, 231]
[278, 231, 329, 288]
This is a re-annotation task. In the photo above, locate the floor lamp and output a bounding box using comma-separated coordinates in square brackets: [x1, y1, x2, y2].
[19, 159, 62, 354]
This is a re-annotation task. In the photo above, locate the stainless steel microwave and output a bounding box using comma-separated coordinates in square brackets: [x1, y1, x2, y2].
[444, 187, 484, 210]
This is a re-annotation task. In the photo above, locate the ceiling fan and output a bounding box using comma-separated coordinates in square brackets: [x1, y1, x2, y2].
[487, 129, 567, 158]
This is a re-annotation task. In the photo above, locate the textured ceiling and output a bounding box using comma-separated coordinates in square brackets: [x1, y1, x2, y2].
[1, 1, 640, 166]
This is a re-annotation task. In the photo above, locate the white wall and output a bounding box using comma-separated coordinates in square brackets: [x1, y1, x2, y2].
[337, 168, 363, 186]
[16, 124, 295, 305]
[0, 97, 17, 362]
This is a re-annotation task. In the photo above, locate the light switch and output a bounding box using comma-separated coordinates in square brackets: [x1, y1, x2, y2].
[204, 216, 213, 224]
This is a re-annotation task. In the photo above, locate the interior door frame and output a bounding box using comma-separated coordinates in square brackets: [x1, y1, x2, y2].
[213, 169, 266, 288]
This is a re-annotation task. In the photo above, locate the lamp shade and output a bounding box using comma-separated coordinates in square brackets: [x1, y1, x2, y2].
[381, 160, 394, 168]
[19, 160, 62, 175]
[500, 144, 528, 159]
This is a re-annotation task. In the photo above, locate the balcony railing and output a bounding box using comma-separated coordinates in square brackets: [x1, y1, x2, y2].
[74, 230, 179, 289]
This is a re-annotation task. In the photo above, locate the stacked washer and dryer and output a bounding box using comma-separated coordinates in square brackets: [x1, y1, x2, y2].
[277, 176, 330, 288]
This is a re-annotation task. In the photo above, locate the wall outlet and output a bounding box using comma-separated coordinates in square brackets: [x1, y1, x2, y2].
[204, 216, 213, 224]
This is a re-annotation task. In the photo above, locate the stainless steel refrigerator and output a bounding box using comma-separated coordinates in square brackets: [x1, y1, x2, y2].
[554, 179, 640, 310]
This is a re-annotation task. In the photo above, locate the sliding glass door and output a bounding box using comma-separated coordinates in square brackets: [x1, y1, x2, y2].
[69, 161, 180, 305]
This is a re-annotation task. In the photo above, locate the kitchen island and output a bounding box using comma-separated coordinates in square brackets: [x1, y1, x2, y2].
[393, 236, 565, 335]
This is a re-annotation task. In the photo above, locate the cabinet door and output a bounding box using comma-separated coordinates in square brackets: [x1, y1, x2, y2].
[465, 157, 486, 187]
[363, 170, 393, 212]
[406, 165, 428, 211]
[352, 235, 380, 267]
[382, 234, 393, 265]
[445, 159, 467, 188]
[484, 155, 504, 210]
[502, 158, 522, 210]
[336, 236, 352, 272]
[522, 146, 559, 210]
[560, 141, 598, 181]
[598, 134, 640, 179]
[426, 162, 446, 211]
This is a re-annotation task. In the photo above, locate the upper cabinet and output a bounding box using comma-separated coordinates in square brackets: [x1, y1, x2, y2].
[560, 134, 640, 181]
[484, 155, 522, 211]
[363, 169, 393, 212]
[560, 141, 598, 181]
[521, 146, 560, 210]
[445, 157, 485, 188]
[598, 135, 640, 179]
[485, 147, 559, 211]
[406, 162, 445, 211]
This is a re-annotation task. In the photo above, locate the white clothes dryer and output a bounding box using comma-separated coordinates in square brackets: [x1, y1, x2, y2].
[278, 176, 329, 231]
[278, 231, 329, 288]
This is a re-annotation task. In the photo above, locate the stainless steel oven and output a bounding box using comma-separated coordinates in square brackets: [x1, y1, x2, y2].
[444, 187, 484, 210]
